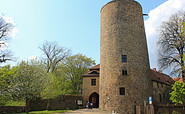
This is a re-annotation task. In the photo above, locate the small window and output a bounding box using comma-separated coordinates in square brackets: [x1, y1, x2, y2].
[91, 79, 96, 86]
[120, 87, 125, 95]
[122, 68, 127, 75]
[122, 55, 127, 63]
[159, 94, 162, 102]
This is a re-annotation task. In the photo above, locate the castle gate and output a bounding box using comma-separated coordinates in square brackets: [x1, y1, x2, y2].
[89, 92, 99, 108]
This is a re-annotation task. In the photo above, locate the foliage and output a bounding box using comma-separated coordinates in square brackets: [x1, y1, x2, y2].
[10, 60, 48, 113]
[0, 65, 16, 105]
[41, 73, 62, 99]
[60, 53, 96, 94]
[40, 73, 63, 109]
[11, 60, 47, 100]
[39, 41, 70, 73]
[170, 81, 185, 105]
[172, 110, 179, 114]
[5, 100, 25, 106]
[158, 12, 185, 81]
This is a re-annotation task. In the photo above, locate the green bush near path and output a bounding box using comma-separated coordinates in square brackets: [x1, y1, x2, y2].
[5, 100, 25, 106]
[7, 110, 72, 114]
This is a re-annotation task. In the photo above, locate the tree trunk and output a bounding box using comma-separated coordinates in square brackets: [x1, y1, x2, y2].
[182, 71, 185, 82]
[47, 99, 50, 110]
[180, 54, 185, 82]
[26, 99, 30, 114]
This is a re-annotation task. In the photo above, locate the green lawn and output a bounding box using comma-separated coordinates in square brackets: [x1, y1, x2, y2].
[8, 110, 71, 114]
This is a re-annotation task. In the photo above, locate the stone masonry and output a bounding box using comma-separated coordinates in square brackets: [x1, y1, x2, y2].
[83, 76, 99, 106]
[100, 0, 152, 113]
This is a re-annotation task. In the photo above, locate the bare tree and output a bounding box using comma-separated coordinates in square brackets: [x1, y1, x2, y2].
[39, 41, 70, 73]
[0, 14, 15, 63]
[158, 12, 185, 82]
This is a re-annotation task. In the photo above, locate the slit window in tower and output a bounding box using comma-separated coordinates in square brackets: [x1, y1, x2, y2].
[122, 55, 127, 63]
[91, 79, 96, 86]
[122, 68, 127, 76]
[120, 87, 125, 95]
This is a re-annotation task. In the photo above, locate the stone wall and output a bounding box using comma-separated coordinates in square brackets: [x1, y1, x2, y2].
[0, 106, 25, 113]
[29, 95, 82, 111]
[152, 81, 171, 104]
[155, 104, 185, 114]
[0, 95, 82, 113]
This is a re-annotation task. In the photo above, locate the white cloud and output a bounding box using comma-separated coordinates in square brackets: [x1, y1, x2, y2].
[0, 13, 18, 38]
[29, 56, 39, 61]
[144, 0, 185, 72]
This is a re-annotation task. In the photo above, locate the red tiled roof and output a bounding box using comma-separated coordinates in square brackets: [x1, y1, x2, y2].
[150, 69, 174, 85]
[83, 69, 100, 77]
[173, 77, 183, 83]
[89, 64, 100, 71]
[83, 65, 174, 85]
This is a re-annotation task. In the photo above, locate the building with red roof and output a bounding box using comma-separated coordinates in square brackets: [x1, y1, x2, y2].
[82, 65, 174, 108]
[173, 77, 183, 83]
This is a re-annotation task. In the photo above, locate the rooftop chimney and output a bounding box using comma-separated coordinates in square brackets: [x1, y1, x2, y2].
[159, 70, 162, 73]
[153, 68, 156, 72]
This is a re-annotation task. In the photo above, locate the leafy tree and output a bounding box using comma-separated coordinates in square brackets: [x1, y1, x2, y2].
[10, 60, 47, 113]
[41, 73, 63, 109]
[39, 41, 70, 73]
[0, 14, 16, 63]
[158, 12, 185, 82]
[170, 81, 185, 111]
[0, 65, 16, 105]
[60, 54, 95, 95]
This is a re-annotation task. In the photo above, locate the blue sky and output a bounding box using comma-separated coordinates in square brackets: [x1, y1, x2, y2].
[0, 0, 185, 76]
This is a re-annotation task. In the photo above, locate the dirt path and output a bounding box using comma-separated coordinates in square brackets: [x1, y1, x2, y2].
[62, 108, 110, 114]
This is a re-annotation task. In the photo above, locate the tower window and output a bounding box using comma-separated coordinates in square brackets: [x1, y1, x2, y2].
[120, 87, 125, 95]
[122, 68, 127, 76]
[91, 79, 96, 86]
[122, 55, 127, 63]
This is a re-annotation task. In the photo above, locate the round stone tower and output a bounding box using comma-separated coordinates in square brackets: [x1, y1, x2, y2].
[100, 0, 152, 113]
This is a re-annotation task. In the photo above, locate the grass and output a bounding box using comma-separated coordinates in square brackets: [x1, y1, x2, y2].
[7, 110, 72, 114]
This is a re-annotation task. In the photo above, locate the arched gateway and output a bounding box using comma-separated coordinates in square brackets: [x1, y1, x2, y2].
[89, 92, 99, 108]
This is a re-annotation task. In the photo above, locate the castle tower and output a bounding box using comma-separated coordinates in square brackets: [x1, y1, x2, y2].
[100, 0, 152, 113]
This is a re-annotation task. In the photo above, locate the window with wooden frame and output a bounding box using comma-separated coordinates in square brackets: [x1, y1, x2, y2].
[91, 79, 96, 86]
